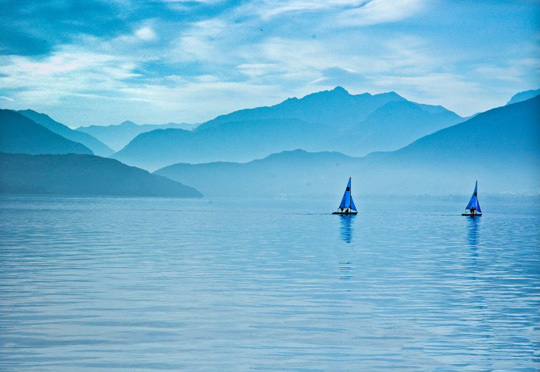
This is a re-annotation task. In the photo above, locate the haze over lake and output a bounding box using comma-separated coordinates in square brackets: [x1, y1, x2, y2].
[1, 196, 539, 372]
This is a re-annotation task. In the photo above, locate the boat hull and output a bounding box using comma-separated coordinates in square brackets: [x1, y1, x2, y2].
[332, 211, 358, 215]
[462, 213, 482, 217]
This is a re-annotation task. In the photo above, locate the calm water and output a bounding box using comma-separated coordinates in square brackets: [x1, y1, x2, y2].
[1, 196, 539, 371]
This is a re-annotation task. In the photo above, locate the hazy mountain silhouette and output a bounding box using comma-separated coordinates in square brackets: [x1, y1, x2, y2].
[156, 149, 354, 197]
[196, 87, 408, 131]
[1, 153, 202, 197]
[155, 96, 539, 197]
[77, 120, 196, 151]
[114, 87, 463, 170]
[0, 110, 93, 155]
[506, 89, 540, 105]
[342, 100, 462, 153]
[113, 118, 330, 170]
[376, 95, 539, 164]
[360, 94, 540, 193]
[18, 109, 113, 156]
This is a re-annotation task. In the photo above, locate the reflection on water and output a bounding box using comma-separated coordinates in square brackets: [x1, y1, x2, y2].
[338, 261, 353, 280]
[338, 215, 355, 279]
[339, 214, 355, 243]
[467, 215, 480, 248]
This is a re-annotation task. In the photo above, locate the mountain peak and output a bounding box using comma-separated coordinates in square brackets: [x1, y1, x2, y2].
[378, 91, 404, 100]
[19, 109, 39, 115]
[292, 86, 351, 103]
[120, 120, 137, 126]
[507, 89, 540, 106]
[18, 109, 51, 120]
[320, 86, 350, 96]
[332, 86, 349, 94]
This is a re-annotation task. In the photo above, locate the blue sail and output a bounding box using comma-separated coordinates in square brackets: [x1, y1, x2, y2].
[338, 177, 357, 211]
[465, 181, 482, 213]
[350, 195, 357, 211]
[339, 189, 350, 209]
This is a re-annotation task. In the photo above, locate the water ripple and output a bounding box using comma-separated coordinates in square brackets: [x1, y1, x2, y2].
[1, 196, 539, 371]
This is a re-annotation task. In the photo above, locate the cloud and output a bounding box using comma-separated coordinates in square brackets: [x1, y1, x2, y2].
[317, 67, 371, 87]
[337, 0, 427, 26]
[249, 0, 365, 20]
[231, 0, 427, 26]
[0, 0, 130, 55]
[135, 26, 158, 41]
[160, 0, 222, 2]
[0, 0, 538, 124]
[0, 0, 185, 56]
[0, 47, 142, 105]
[372, 72, 512, 116]
[171, 18, 231, 63]
[164, 0, 433, 84]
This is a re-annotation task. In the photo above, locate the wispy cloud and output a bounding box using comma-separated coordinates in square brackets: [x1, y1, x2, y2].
[245, 0, 366, 20]
[0, 48, 142, 105]
[233, 0, 425, 25]
[0, 0, 538, 124]
[337, 0, 427, 26]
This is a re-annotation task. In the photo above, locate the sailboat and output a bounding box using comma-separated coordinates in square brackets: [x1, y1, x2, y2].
[462, 181, 482, 216]
[332, 177, 358, 215]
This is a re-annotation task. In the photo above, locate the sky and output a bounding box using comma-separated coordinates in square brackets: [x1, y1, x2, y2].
[0, 0, 539, 127]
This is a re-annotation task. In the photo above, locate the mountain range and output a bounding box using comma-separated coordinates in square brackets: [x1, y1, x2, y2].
[0, 110, 93, 156]
[506, 89, 540, 105]
[77, 120, 197, 151]
[1, 153, 202, 197]
[18, 110, 113, 156]
[0, 110, 202, 197]
[113, 87, 464, 170]
[155, 95, 540, 197]
[196, 87, 405, 131]
[1, 87, 538, 197]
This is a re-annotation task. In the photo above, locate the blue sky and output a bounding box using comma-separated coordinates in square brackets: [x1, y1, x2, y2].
[1, 0, 539, 127]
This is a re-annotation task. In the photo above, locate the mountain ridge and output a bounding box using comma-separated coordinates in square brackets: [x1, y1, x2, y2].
[195, 87, 411, 132]
[155, 96, 539, 197]
[1, 152, 203, 197]
[114, 87, 464, 170]
[18, 109, 113, 156]
[77, 120, 196, 151]
[506, 89, 540, 105]
[0, 110, 94, 156]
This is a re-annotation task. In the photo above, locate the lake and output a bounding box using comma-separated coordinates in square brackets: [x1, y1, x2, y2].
[1, 195, 539, 371]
